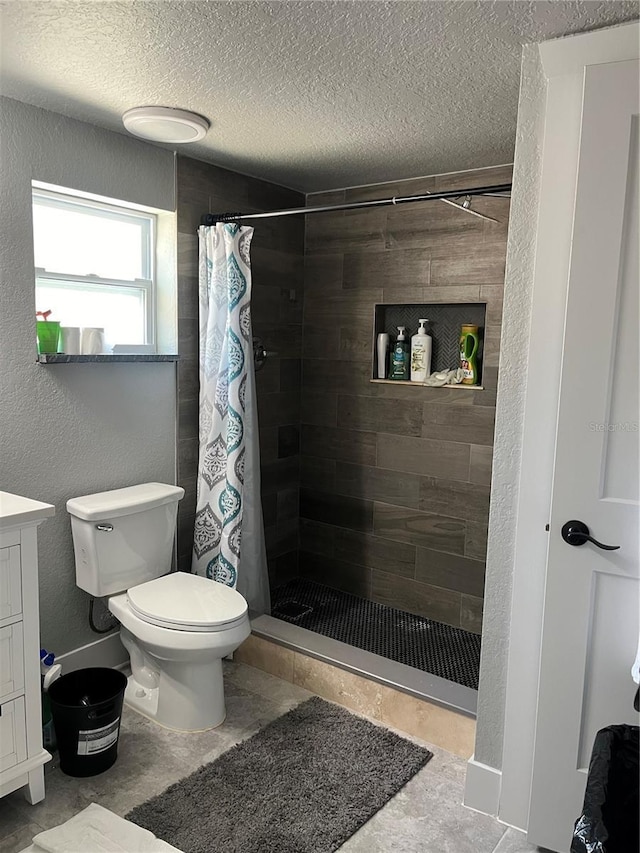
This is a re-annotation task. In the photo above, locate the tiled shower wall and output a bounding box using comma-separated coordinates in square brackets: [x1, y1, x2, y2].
[175, 156, 305, 582]
[299, 165, 512, 634]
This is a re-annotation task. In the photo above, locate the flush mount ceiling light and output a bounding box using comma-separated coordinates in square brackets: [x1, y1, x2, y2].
[122, 106, 210, 143]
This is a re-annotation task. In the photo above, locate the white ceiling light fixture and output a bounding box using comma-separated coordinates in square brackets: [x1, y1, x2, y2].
[122, 106, 210, 143]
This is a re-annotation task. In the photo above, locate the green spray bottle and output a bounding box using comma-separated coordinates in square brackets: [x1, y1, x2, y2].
[459, 324, 480, 385]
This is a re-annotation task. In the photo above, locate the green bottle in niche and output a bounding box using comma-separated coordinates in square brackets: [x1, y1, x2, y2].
[390, 326, 409, 380]
[459, 324, 480, 385]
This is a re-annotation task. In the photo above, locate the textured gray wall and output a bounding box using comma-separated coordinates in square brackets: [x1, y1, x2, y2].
[299, 166, 511, 633]
[175, 156, 305, 585]
[0, 97, 177, 655]
[473, 46, 547, 770]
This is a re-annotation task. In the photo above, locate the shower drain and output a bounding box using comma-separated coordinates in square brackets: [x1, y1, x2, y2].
[273, 600, 314, 621]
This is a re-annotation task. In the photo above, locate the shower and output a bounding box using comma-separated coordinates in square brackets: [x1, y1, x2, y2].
[177, 153, 511, 712]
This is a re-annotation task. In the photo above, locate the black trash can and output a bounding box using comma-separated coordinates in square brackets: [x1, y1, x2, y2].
[571, 724, 639, 853]
[48, 667, 127, 777]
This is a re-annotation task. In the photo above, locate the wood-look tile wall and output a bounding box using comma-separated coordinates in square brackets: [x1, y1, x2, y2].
[300, 165, 512, 634]
[176, 156, 305, 584]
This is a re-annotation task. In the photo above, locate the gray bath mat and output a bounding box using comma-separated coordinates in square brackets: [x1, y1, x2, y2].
[126, 696, 432, 853]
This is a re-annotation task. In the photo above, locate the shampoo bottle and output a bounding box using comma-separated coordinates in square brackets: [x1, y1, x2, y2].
[390, 326, 409, 380]
[410, 319, 432, 382]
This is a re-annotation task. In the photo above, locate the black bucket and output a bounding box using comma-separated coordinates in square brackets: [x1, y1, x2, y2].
[48, 667, 127, 777]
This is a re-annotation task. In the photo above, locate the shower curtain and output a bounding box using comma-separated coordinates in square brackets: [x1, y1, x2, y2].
[192, 223, 270, 615]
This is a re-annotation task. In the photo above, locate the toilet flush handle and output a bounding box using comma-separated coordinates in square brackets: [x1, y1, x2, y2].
[95, 523, 114, 532]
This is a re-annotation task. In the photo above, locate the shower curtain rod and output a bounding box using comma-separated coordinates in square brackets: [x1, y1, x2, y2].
[199, 182, 512, 226]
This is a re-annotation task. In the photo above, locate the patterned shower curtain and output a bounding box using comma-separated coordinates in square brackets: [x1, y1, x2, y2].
[192, 223, 270, 615]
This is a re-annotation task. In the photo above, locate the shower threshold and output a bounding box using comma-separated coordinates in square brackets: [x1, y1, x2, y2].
[251, 579, 479, 717]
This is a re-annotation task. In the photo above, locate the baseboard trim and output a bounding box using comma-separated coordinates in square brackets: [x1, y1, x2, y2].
[464, 755, 502, 817]
[56, 632, 128, 673]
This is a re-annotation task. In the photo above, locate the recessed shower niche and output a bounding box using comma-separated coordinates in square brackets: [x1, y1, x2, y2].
[372, 302, 487, 386]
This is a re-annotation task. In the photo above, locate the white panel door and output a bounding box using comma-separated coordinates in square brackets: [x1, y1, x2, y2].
[528, 59, 640, 852]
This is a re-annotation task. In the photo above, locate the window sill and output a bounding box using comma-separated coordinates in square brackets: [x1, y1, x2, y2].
[37, 354, 180, 364]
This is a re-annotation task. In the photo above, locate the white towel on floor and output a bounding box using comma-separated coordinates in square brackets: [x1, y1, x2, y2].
[27, 803, 182, 853]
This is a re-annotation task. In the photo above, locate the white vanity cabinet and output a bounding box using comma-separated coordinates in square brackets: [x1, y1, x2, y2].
[0, 492, 54, 804]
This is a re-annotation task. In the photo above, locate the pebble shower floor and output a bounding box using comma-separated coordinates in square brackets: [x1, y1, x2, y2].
[271, 578, 481, 690]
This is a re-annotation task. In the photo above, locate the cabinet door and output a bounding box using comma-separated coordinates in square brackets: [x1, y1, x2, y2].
[0, 623, 25, 699]
[0, 546, 22, 620]
[0, 696, 27, 772]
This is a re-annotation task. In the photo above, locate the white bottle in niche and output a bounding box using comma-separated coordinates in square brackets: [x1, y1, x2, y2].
[376, 333, 390, 379]
[410, 319, 432, 382]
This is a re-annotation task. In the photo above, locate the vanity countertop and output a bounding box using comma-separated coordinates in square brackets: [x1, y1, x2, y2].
[0, 491, 55, 528]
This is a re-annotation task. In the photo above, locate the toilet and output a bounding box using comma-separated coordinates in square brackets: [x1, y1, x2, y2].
[66, 483, 250, 732]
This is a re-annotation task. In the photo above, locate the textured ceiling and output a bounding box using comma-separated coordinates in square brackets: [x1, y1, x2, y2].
[1, 1, 637, 192]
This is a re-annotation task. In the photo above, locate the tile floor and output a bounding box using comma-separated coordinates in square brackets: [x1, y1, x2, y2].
[0, 662, 542, 853]
[271, 578, 481, 689]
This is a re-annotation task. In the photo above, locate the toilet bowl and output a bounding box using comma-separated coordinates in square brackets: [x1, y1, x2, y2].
[109, 573, 250, 731]
[66, 483, 251, 732]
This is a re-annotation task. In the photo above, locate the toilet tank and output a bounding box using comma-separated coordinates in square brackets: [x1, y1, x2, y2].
[66, 483, 185, 597]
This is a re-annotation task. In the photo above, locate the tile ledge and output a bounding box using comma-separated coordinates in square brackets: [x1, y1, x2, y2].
[250, 612, 477, 717]
[370, 379, 483, 390]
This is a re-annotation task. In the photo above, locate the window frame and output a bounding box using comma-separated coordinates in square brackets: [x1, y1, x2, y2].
[32, 188, 157, 349]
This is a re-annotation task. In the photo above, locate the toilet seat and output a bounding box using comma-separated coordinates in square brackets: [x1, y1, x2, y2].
[127, 572, 248, 633]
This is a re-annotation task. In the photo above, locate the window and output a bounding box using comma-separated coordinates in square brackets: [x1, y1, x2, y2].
[33, 188, 157, 350]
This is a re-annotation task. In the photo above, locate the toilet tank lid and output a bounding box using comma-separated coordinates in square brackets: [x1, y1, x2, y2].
[66, 483, 185, 521]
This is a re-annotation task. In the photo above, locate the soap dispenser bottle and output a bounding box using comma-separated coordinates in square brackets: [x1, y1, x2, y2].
[390, 326, 410, 380]
[410, 319, 432, 382]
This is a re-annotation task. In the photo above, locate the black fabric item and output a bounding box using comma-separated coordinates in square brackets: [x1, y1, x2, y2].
[272, 577, 480, 689]
[571, 724, 639, 853]
[126, 697, 432, 853]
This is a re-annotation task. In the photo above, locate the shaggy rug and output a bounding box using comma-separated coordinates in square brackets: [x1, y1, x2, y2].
[126, 696, 432, 853]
